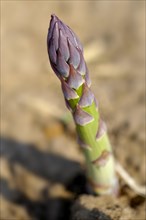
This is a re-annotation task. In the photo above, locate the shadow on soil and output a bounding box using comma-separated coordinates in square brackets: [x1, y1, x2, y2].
[1, 178, 72, 220]
[0, 137, 88, 192]
[0, 136, 88, 220]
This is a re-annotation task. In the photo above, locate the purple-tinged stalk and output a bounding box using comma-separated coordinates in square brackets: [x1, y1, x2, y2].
[47, 14, 118, 195]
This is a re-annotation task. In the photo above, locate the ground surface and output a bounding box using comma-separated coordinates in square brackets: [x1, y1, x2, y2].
[1, 1, 145, 220]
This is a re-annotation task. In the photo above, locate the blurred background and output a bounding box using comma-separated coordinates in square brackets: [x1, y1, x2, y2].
[1, 1, 145, 220]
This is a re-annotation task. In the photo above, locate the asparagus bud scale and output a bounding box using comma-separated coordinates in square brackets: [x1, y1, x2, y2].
[47, 14, 118, 195]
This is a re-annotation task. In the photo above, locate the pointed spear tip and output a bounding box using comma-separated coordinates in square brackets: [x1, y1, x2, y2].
[49, 14, 64, 32]
[51, 14, 58, 21]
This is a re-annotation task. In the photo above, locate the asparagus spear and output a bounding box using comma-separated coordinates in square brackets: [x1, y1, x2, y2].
[47, 14, 118, 195]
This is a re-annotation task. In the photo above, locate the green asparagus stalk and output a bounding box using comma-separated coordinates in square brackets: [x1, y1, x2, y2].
[47, 14, 118, 195]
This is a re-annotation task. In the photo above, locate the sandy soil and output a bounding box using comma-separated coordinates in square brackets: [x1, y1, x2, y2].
[1, 1, 145, 220]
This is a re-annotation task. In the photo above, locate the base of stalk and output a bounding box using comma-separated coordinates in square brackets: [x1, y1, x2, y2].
[89, 177, 119, 196]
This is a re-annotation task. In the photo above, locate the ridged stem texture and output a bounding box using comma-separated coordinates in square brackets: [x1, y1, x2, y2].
[47, 14, 118, 195]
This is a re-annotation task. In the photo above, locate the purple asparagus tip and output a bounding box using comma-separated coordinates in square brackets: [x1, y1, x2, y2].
[47, 14, 84, 79]
[47, 14, 93, 106]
